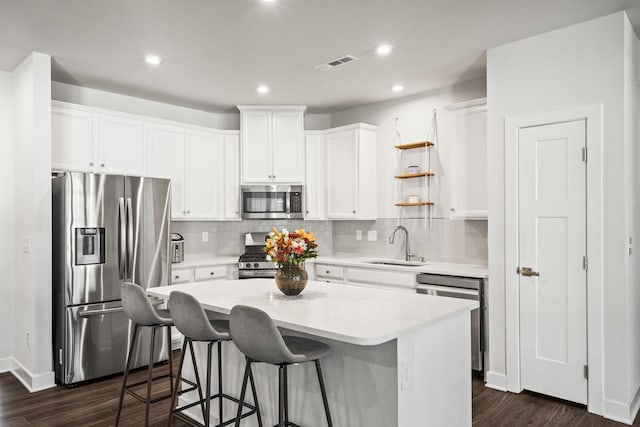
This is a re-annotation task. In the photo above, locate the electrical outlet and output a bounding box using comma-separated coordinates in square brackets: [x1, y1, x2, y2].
[367, 230, 377, 242]
[355, 230, 362, 241]
[202, 232, 209, 242]
[400, 360, 413, 390]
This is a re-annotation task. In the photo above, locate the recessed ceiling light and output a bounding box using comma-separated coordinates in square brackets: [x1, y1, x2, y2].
[376, 44, 393, 55]
[257, 85, 270, 94]
[263, 0, 276, 3]
[144, 54, 162, 65]
[391, 84, 404, 92]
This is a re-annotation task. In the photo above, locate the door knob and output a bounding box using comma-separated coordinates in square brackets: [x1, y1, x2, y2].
[518, 267, 540, 277]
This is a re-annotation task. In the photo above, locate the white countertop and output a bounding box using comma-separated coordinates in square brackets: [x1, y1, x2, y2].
[309, 256, 488, 279]
[148, 279, 478, 346]
[171, 255, 238, 269]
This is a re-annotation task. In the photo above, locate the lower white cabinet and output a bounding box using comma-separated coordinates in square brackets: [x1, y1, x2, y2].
[313, 262, 415, 292]
[171, 263, 238, 284]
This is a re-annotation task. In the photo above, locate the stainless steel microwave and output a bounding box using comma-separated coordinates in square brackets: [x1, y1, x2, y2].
[241, 185, 304, 219]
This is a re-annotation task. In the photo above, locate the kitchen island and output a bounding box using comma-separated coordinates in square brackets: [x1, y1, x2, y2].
[148, 279, 477, 427]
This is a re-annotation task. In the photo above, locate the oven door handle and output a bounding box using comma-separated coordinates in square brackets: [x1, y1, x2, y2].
[416, 284, 479, 299]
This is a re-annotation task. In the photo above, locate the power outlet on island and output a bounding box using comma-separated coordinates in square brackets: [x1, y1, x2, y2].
[400, 360, 414, 390]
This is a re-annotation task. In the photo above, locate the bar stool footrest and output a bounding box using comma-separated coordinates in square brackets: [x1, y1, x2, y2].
[172, 392, 258, 427]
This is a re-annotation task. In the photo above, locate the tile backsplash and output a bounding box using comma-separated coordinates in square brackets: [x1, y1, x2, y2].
[171, 218, 487, 266]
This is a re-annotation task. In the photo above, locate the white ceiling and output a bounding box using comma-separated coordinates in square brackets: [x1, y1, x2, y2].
[1, 0, 639, 113]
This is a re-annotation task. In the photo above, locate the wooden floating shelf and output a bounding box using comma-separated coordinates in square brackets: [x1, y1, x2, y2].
[394, 172, 435, 179]
[394, 202, 434, 207]
[394, 141, 434, 150]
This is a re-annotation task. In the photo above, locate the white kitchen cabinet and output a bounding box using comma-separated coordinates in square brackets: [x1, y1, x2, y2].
[171, 263, 238, 284]
[52, 103, 145, 175]
[312, 262, 416, 292]
[314, 264, 344, 284]
[51, 107, 94, 172]
[238, 106, 305, 184]
[325, 123, 377, 220]
[185, 130, 220, 219]
[446, 99, 488, 220]
[95, 113, 145, 175]
[223, 134, 241, 220]
[145, 123, 186, 218]
[304, 131, 325, 220]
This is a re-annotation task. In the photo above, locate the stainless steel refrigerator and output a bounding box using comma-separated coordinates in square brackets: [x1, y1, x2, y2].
[52, 172, 171, 385]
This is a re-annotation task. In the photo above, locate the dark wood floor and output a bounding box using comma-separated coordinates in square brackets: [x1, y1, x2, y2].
[0, 352, 636, 426]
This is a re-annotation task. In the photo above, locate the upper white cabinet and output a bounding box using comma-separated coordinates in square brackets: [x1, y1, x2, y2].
[51, 107, 94, 172]
[52, 103, 146, 175]
[304, 131, 325, 220]
[95, 114, 145, 175]
[238, 106, 305, 184]
[324, 123, 377, 220]
[146, 124, 240, 221]
[446, 99, 487, 220]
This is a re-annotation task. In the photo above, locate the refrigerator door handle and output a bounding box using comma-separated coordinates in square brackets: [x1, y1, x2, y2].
[118, 197, 126, 280]
[78, 306, 124, 317]
[126, 197, 134, 280]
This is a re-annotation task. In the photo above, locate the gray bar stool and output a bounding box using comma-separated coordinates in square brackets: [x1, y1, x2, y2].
[168, 291, 260, 427]
[116, 283, 196, 427]
[230, 305, 333, 427]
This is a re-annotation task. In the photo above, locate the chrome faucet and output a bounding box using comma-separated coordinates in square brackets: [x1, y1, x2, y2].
[389, 225, 415, 261]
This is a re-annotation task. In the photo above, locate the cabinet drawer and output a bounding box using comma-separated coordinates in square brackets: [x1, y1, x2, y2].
[346, 268, 415, 289]
[194, 265, 228, 281]
[172, 268, 193, 284]
[315, 264, 344, 280]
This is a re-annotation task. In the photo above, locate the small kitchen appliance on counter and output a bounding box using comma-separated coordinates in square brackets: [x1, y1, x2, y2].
[171, 233, 184, 263]
[238, 232, 277, 279]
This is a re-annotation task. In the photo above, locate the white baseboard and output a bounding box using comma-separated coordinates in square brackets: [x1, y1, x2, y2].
[485, 371, 508, 391]
[0, 357, 13, 373]
[603, 395, 638, 425]
[9, 358, 56, 392]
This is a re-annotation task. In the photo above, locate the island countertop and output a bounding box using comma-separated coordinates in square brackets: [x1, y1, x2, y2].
[148, 279, 477, 346]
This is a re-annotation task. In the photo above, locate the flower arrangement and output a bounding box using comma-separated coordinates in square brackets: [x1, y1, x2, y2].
[264, 226, 318, 268]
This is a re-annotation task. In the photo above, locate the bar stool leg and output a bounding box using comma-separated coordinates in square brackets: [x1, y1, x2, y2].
[188, 339, 207, 420]
[166, 325, 174, 393]
[116, 324, 140, 427]
[168, 339, 188, 427]
[218, 341, 223, 423]
[248, 363, 263, 427]
[235, 359, 251, 427]
[283, 365, 289, 424]
[278, 365, 285, 427]
[315, 360, 333, 427]
[205, 341, 214, 426]
[144, 326, 158, 426]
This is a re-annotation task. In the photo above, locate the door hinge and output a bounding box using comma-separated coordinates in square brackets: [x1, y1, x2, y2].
[584, 365, 589, 379]
[582, 256, 588, 271]
[582, 147, 587, 162]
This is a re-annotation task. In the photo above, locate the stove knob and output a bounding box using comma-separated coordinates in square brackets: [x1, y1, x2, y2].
[254, 263, 259, 268]
[245, 263, 251, 268]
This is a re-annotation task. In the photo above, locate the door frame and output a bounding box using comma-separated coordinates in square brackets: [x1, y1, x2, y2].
[504, 104, 603, 414]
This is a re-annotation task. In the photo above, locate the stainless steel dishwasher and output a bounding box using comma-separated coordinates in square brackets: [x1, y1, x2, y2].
[416, 273, 484, 372]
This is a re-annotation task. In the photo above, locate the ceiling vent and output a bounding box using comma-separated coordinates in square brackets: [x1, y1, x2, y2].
[314, 54, 359, 71]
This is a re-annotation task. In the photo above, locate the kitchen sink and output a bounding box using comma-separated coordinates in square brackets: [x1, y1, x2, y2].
[364, 260, 428, 267]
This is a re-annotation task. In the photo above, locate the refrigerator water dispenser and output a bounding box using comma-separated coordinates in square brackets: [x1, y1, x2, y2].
[75, 228, 105, 265]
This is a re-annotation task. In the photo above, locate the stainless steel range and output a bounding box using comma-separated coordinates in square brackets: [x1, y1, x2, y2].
[238, 232, 277, 279]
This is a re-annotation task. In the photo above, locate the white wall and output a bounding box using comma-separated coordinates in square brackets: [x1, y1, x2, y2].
[330, 77, 486, 220]
[487, 11, 638, 420]
[52, 81, 332, 130]
[0, 71, 15, 368]
[10, 52, 54, 390]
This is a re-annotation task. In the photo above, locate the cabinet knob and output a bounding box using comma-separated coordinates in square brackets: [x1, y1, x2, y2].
[352, 210, 356, 214]
[174, 275, 179, 279]
[210, 272, 215, 276]
[326, 270, 330, 274]
[100, 163, 105, 167]
[89, 162, 94, 167]
[306, 211, 309, 214]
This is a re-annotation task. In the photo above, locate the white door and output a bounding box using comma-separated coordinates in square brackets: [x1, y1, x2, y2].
[241, 110, 271, 183]
[51, 107, 94, 172]
[145, 124, 185, 219]
[271, 111, 303, 183]
[326, 130, 357, 219]
[96, 114, 145, 175]
[185, 130, 220, 219]
[518, 119, 587, 404]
